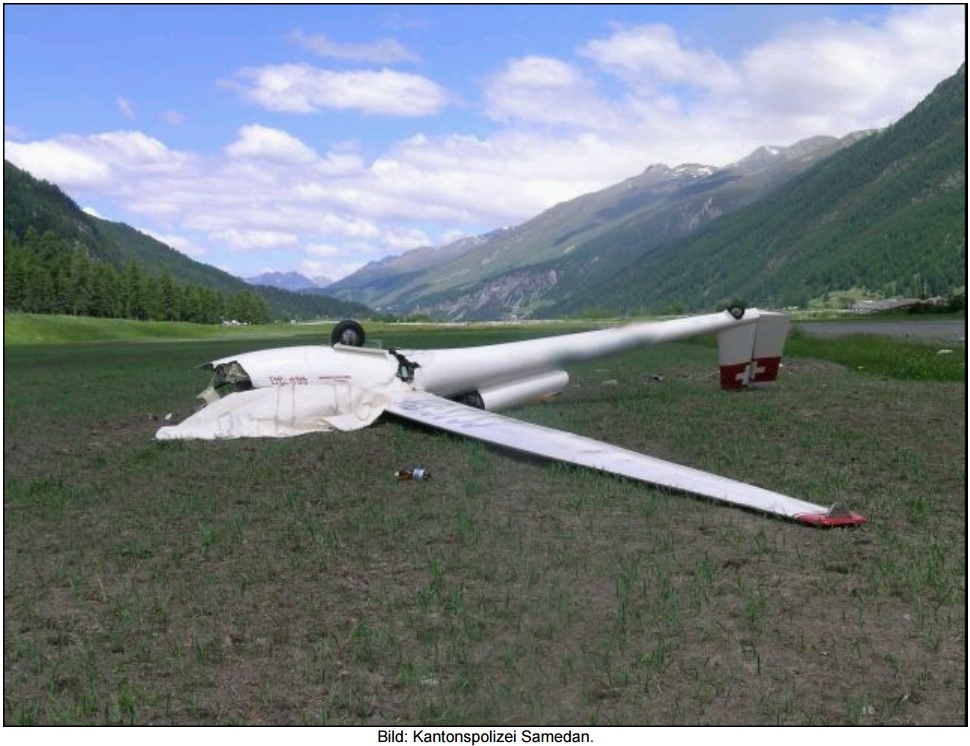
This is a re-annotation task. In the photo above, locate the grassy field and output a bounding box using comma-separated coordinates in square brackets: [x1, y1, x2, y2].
[3, 316, 966, 724]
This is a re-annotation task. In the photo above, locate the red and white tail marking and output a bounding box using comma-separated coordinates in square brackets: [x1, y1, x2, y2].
[716, 311, 790, 390]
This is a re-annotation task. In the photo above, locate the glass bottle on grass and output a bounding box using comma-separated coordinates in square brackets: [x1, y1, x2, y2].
[395, 467, 431, 481]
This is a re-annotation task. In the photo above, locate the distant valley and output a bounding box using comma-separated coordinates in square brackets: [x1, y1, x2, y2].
[5, 65, 964, 323]
[328, 64, 965, 320]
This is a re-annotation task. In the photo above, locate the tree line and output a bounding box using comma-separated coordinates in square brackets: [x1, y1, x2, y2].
[4, 228, 269, 324]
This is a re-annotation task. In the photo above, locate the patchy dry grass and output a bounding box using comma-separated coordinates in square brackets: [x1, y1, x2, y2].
[3, 324, 966, 724]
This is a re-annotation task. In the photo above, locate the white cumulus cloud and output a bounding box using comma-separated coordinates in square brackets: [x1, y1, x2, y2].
[142, 230, 208, 259]
[4, 139, 113, 188]
[212, 228, 301, 252]
[231, 63, 448, 116]
[581, 23, 739, 92]
[225, 124, 318, 164]
[289, 30, 419, 64]
[483, 56, 616, 128]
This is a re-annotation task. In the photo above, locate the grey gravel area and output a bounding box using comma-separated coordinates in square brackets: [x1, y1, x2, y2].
[795, 319, 966, 344]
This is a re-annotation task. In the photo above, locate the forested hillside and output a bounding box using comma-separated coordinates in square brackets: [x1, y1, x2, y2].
[552, 64, 967, 315]
[3, 160, 373, 323]
[328, 135, 867, 318]
[3, 228, 270, 323]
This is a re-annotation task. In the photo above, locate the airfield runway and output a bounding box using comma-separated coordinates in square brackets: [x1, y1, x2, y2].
[795, 319, 966, 345]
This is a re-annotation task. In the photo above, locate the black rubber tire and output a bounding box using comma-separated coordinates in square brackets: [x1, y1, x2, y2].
[330, 319, 366, 347]
[726, 303, 746, 320]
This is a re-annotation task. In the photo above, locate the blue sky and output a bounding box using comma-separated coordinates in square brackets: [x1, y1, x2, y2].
[4, 4, 966, 283]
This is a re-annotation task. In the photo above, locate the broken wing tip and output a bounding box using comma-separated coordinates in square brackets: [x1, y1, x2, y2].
[795, 505, 867, 528]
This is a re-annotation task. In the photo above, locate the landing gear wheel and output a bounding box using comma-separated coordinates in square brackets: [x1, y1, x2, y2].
[330, 319, 366, 347]
[726, 303, 746, 320]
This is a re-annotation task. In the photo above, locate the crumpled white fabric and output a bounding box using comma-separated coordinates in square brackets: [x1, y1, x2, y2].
[155, 383, 389, 440]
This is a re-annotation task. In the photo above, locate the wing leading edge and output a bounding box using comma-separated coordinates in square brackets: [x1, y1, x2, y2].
[386, 392, 865, 527]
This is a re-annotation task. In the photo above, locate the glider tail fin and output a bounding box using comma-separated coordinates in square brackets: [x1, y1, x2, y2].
[717, 310, 790, 390]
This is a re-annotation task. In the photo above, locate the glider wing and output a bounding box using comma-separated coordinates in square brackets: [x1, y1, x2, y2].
[386, 392, 864, 527]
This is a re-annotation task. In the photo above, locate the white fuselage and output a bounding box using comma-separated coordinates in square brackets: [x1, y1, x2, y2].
[205, 310, 760, 409]
[402, 311, 753, 397]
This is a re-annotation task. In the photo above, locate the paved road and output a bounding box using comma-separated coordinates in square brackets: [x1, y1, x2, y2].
[795, 319, 966, 344]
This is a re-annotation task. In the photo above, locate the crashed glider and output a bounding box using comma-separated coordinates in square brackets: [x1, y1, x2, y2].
[156, 308, 865, 527]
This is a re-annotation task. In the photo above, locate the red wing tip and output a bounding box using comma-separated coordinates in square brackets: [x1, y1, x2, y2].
[795, 508, 867, 527]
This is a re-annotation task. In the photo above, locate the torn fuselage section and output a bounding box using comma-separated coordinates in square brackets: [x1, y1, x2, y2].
[388, 348, 421, 384]
[158, 345, 403, 440]
[196, 360, 254, 406]
[191, 344, 402, 408]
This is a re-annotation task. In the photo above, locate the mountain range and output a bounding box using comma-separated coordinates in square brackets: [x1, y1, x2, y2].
[244, 271, 334, 292]
[327, 63, 965, 320]
[5, 64, 964, 322]
[326, 133, 873, 317]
